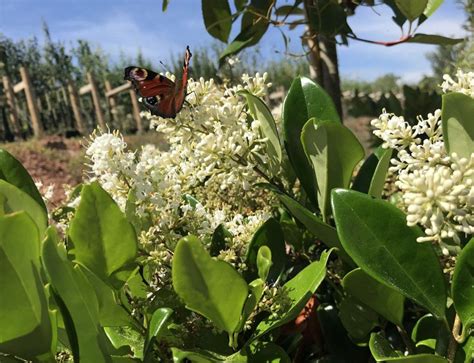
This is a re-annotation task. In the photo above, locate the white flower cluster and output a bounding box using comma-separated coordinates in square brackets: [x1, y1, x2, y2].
[371, 75, 474, 250]
[84, 74, 276, 288]
[441, 69, 474, 98]
[146, 73, 273, 195]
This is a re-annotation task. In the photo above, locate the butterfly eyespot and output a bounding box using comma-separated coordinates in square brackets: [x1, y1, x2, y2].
[146, 96, 158, 105]
[132, 68, 148, 80]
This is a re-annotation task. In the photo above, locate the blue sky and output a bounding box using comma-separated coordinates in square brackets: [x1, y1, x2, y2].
[0, 0, 467, 82]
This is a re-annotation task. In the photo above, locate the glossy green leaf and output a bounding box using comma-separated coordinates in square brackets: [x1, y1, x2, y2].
[282, 76, 340, 205]
[81, 267, 135, 328]
[69, 182, 137, 284]
[369, 332, 448, 362]
[104, 326, 142, 359]
[352, 146, 392, 198]
[171, 348, 228, 363]
[317, 305, 369, 362]
[0, 180, 47, 234]
[256, 246, 272, 281]
[342, 268, 405, 326]
[254, 249, 332, 339]
[408, 34, 464, 45]
[411, 314, 449, 352]
[219, 0, 271, 64]
[442, 93, 474, 159]
[455, 335, 474, 363]
[395, 0, 428, 21]
[0, 149, 47, 214]
[239, 278, 265, 331]
[306, 0, 352, 36]
[172, 236, 248, 334]
[265, 184, 353, 265]
[210, 224, 232, 257]
[202, 0, 232, 42]
[143, 308, 172, 361]
[339, 296, 379, 341]
[239, 90, 282, 174]
[246, 218, 286, 282]
[42, 227, 110, 362]
[301, 118, 364, 220]
[452, 238, 474, 337]
[332, 189, 446, 320]
[423, 0, 443, 17]
[0, 212, 53, 360]
[275, 5, 304, 16]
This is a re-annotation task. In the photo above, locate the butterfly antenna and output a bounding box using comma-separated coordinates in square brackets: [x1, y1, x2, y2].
[159, 60, 173, 75]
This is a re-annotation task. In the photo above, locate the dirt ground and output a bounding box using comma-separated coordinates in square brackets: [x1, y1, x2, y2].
[0, 117, 373, 207]
[1, 133, 166, 207]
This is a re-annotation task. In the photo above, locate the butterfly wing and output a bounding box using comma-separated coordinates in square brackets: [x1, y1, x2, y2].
[124, 46, 192, 119]
[172, 46, 192, 114]
[124, 67, 175, 98]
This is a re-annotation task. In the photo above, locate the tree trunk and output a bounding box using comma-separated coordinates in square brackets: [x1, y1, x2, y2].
[303, 0, 344, 121]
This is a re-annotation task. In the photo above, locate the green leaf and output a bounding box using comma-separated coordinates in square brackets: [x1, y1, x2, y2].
[80, 267, 135, 328]
[395, 0, 428, 21]
[452, 238, 474, 337]
[411, 314, 449, 352]
[332, 189, 447, 320]
[352, 146, 392, 198]
[143, 308, 173, 361]
[442, 93, 474, 159]
[369, 332, 448, 362]
[219, 0, 272, 64]
[275, 5, 304, 16]
[343, 268, 405, 326]
[239, 90, 282, 174]
[339, 296, 379, 341]
[306, 0, 352, 35]
[455, 335, 474, 363]
[256, 246, 272, 281]
[69, 182, 137, 285]
[408, 33, 465, 45]
[42, 227, 111, 362]
[0, 179, 47, 234]
[283, 77, 340, 206]
[0, 149, 47, 214]
[234, 0, 246, 11]
[246, 218, 286, 282]
[210, 224, 232, 257]
[317, 305, 369, 361]
[253, 249, 333, 339]
[423, 0, 444, 17]
[301, 118, 364, 220]
[239, 278, 265, 332]
[202, 0, 232, 42]
[0, 212, 53, 360]
[162, 0, 169, 11]
[264, 184, 353, 265]
[172, 236, 248, 334]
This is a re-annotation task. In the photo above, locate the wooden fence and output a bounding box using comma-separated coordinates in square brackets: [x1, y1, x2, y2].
[0, 67, 286, 141]
[0, 66, 143, 141]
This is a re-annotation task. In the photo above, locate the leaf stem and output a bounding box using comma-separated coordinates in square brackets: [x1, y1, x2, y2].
[397, 325, 416, 355]
[447, 314, 461, 363]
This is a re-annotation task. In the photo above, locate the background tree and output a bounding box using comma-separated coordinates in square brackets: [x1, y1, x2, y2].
[164, 0, 463, 119]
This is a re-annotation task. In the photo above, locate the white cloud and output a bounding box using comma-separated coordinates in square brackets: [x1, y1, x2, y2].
[54, 12, 173, 64]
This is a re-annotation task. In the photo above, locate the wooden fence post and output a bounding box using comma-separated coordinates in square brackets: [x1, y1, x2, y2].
[87, 72, 106, 130]
[20, 66, 44, 138]
[2, 75, 21, 137]
[67, 81, 87, 135]
[129, 90, 144, 134]
[104, 80, 121, 130]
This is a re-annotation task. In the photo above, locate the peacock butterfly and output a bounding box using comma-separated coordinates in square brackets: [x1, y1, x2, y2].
[124, 46, 192, 118]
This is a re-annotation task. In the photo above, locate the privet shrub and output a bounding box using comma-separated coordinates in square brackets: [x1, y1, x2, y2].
[0, 71, 472, 362]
